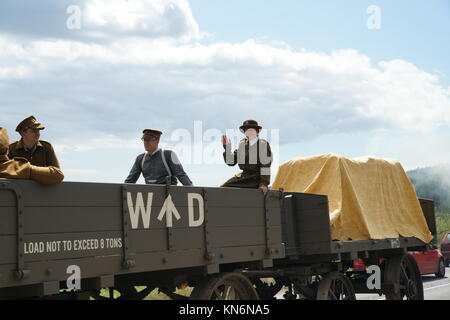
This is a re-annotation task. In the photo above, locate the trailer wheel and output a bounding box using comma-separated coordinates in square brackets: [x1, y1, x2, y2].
[435, 258, 446, 278]
[190, 273, 259, 300]
[316, 272, 356, 300]
[383, 253, 423, 300]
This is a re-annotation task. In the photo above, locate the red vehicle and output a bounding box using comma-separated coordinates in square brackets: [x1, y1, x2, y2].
[354, 249, 446, 278]
[410, 249, 445, 277]
[441, 232, 450, 267]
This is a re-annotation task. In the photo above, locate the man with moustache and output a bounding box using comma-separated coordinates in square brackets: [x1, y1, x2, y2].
[0, 127, 64, 184]
[8, 116, 60, 168]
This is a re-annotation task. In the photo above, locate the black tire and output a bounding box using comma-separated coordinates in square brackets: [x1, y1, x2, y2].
[383, 253, 423, 300]
[190, 273, 259, 300]
[316, 272, 356, 300]
[436, 259, 446, 278]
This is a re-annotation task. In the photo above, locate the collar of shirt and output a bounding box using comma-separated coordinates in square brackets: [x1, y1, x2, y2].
[146, 148, 161, 156]
[25, 145, 37, 153]
[247, 138, 258, 146]
[17, 139, 42, 151]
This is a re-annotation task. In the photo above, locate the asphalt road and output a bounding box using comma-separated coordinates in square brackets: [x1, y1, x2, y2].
[356, 267, 450, 300]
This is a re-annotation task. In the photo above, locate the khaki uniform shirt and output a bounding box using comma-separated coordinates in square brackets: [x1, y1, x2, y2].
[8, 139, 60, 168]
[222, 138, 272, 188]
[0, 155, 64, 185]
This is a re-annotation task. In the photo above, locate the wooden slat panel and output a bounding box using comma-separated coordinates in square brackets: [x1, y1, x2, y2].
[128, 228, 203, 252]
[0, 207, 15, 235]
[204, 187, 281, 208]
[0, 188, 16, 207]
[0, 207, 123, 235]
[0, 224, 283, 264]
[1, 180, 282, 209]
[6, 181, 124, 207]
[1, 207, 279, 235]
[0, 243, 286, 289]
[1, 231, 124, 264]
[284, 193, 328, 210]
[297, 242, 333, 254]
[208, 226, 281, 248]
[281, 192, 333, 256]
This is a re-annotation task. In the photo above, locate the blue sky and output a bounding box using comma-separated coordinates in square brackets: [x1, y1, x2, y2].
[0, 0, 449, 186]
[190, 0, 450, 86]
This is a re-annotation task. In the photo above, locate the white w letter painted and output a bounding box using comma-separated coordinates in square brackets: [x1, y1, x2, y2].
[127, 192, 153, 229]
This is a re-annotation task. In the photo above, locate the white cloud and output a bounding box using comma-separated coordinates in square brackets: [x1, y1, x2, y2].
[0, 66, 30, 79]
[83, 0, 202, 40]
[0, 1, 448, 185]
[365, 129, 450, 170]
[0, 0, 202, 42]
[1, 0, 450, 187]
[1, 35, 449, 148]
[54, 135, 142, 153]
[359, 60, 450, 130]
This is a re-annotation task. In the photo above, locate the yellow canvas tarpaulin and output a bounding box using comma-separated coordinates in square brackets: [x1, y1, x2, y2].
[272, 154, 433, 243]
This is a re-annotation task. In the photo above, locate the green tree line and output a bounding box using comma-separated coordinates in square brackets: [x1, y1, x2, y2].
[408, 165, 450, 244]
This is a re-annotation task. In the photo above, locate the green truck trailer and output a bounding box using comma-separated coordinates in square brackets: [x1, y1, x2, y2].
[0, 179, 437, 300]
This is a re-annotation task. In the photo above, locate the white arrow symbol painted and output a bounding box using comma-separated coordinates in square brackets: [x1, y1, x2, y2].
[157, 194, 181, 227]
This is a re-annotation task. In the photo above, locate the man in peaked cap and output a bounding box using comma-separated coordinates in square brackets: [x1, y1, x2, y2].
[221, 119, 272, 195]
[125, 129, 193, 186]
[8, 116, 60, 168]
[0, 127, 64, 184]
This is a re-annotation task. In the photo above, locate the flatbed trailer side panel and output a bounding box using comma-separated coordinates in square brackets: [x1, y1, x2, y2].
[0, 180, 285, 294]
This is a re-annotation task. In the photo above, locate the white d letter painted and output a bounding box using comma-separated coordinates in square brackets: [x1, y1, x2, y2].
[188, 193, 204, 227]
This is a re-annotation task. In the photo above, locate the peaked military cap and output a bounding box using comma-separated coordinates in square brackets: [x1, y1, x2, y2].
[15, 116, 45, 132]
[142, 128, 163, 138]
[239, 119, 262, 133]
[0, 127, 10, 149]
